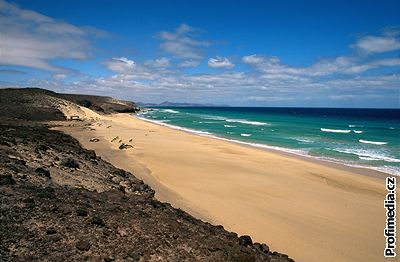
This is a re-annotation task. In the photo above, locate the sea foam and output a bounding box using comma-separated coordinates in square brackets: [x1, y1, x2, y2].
[333, 148, 399, 163]
[321, 128, 351, 133]
[137, 117, 211, 135]
[294, 138, 313, 143]
[359, 139, 387, 145]
[201, 115, 269, 126]
[162, 109, 179, 114]
[225, 119, 270, 126]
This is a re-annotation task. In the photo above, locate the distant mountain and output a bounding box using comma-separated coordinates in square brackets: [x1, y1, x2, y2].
[138, 101, 229, 107]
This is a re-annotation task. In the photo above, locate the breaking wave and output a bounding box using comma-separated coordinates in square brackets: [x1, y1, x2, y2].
[201, 115, 270, 126]
[359, 139, 387, 145]
[162, 109, 179, 114]
[226, 119, 269, 126]
[333, 148, 400, 163]
[321, 128, 351, 133]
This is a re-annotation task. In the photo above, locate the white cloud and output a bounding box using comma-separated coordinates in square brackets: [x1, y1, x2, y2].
[158, 24, 210, 64]
[372, 57, 400, 67]
[53, 73, 67, 80]
[242, 54, 400, 77]
[208, 57, 234, 69]
[242, 54, 269, 64]
[179, 59, 201, 68]
[102, 57, 159, 80]
[354, 35, 400, 53]
[144, 57, 170, 68]
[246, 96, 295, 102]
[103, 57, 136, 73]
[0, 0, 102, 71]
[242, 55, 302, 75]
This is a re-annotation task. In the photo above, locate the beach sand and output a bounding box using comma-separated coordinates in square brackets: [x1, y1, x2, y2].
[58, 110, 388, 262]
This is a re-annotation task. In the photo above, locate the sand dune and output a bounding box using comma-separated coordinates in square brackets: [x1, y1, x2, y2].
[59, 111, 387, 262]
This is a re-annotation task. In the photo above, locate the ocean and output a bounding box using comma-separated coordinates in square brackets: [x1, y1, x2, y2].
[137, 107, 400, 176]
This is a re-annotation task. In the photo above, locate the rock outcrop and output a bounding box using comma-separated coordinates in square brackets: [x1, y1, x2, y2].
[0, 88, 139, 122]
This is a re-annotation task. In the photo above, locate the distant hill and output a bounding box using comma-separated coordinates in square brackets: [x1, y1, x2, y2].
[0, 87, 139, 121]
[138, 101, 229, 107]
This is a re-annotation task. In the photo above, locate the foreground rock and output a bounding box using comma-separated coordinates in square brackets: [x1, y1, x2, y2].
[0, 119, 293, 261]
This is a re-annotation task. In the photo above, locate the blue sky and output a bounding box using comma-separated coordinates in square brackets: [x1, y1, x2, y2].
[0, 0, 399, 107]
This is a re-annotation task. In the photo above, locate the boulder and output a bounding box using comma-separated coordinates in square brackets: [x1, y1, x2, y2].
[76, 208, 88, 217]
[35, 167, 51, 178]
[75, 240, 91, 251]
[91, 216, 105, 227]
[239, 235, 253, 246]
[61, 157, 80, 168]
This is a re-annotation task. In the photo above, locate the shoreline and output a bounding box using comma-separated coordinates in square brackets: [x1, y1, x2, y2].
[136, 115, 392, 179]
[57, 110, 387, 262]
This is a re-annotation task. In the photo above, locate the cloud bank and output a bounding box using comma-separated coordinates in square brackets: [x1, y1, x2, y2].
[0, 0, 103, 71]
[0, 0, 399, 107]
[208, 57, 235, 69]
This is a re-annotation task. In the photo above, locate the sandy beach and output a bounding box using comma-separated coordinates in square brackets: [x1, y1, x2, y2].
[58, 109, 388, 262]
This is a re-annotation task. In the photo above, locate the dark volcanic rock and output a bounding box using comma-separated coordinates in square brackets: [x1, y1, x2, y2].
[254, 243, 270, 254]
[240, 235, 254, 246]
[119, 143, 133, 150]
[46, 228, 57, 235]
[76, 208, 88, 217]
[261, 243, 270, 253]
[75, 239, 91, 251]
[0, 88, 66, 121]
[61, 157, 80, 168]
[127, 251, 141, 260]
[0, 174, 15, 185]
[91, 216, 105, 227]
[35, 167, 51, 178]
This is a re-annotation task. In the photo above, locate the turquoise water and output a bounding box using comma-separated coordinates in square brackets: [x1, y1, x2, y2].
[137, 107, 400, 176]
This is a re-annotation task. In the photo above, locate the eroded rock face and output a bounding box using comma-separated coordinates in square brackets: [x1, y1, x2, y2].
[0, 120, 293, 262]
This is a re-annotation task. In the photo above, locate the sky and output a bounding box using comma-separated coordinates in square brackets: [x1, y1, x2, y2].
[0, 0, 399, 107]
